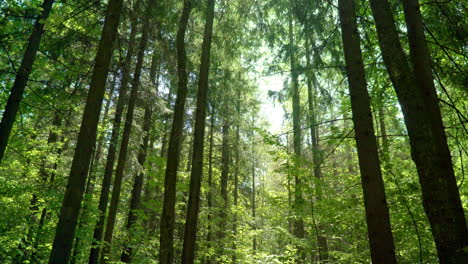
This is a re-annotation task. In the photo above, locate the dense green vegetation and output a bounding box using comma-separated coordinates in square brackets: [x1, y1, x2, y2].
[0, 0, 466, 263]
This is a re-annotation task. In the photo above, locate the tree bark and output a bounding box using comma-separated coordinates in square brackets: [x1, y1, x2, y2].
[218, 121, 230, 241]
[48, 0, 123, 262]
[100, 5, 151, 262]
[120, 45, 160, 264]
[205, 108, 215, 264]
[368, 0, 467, 262]
[88, 6, 140, 262]
[401, 1, 468, 261]
[338, 0, 397, 262]
[159, 1, 192, 263]
[71, 71, 116, 264]
[0, 0, 55, 162]
[120, 100, 153, 263]
[181, 0, 216, 262]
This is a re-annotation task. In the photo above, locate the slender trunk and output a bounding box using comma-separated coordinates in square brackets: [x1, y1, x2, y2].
[100, 7, 151, 262]
[181, 0, 215, 262]
[219, 121, 230, 241]
[120, 102, 153, 263]
[88, 11, 140, 263]
[0, 0, 55, 162]
[288, 0, 305, 259]
[206, 108, 215, 264]
[232, 89, 240, 263]
[368, 0, 467, 262]
[338, 0, 397, 262]
[305, 23, 329, 263]
[121, 46, 160, 264]
[251, 116, 257, 254]
[70, 74, 116, 264]
[48, 0, 123, 262]
[159, 1, 192, 263]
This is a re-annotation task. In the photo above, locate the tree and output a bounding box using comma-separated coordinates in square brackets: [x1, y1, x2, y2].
[181, 0, 216, 262]
[0, 0, 54, 162]
[159, 1, 192, 263]
[368, 0, 468, 262]
[48, 0, 124, 262]
[88, 3, 141, 262]
[338, 0, 397, 262]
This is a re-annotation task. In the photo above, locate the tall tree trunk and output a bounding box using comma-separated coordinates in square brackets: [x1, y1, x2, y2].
[368, 0, 467, 262]
[0, 0, 55, 162]
[288, 0, 305, 259]
[120, 47, 160, 264]
[120, 101, 153, 263]
[180, 0, 216, 262]
[338, 0, 397, 263]
[401, 1, 468, 261]
[48, 0, 123, 262]
[88, 7, 140, 262]
[70, 73, 117, 264]
[232, 88, 241, 263]
[159, 1, 192, 263]
[251, 115, 257, 254]
[305, 23, 329, 263]
[218, 121, 230, 241]
[100, 6, 151, 262]
[205, 108, 215, 264]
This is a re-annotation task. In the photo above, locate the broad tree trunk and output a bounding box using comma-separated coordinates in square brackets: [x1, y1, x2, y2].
[181, 0, 216, 262]
[0, 0, 55, 162]
[48, 0, 123, 262]
[159, 1, 192, 263]
[88, 9, 140, 262]
[338, 0, 397, 262]
[368, 0, 467, 262]
[401, 1, 468, 260]
[100, 6, 151, 262]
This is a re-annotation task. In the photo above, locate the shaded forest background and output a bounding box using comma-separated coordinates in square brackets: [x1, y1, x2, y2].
[0, 0, 466, 263]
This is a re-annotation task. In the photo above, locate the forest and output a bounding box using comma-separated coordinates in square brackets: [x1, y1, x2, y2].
[0, 0, 467, 263]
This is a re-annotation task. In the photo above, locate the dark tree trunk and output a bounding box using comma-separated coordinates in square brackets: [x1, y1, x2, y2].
[70, 73, 117, 264]
[100, 6, 151, 262]
[88, 9, 140, 262]
[205, 108, 215, 264]
[180, 0, 216, 262]
[368, 0, 467, 262]
[120, 102, 153, 263]
[218, 121, 230, 241]
[121, 44, 160, 264]
[159, 1, 192, 263]
[48, 0, 123, 262]
[338, 0, 397, 262]
[401, 1, 468, 261]
[0, 0, 55, 162]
